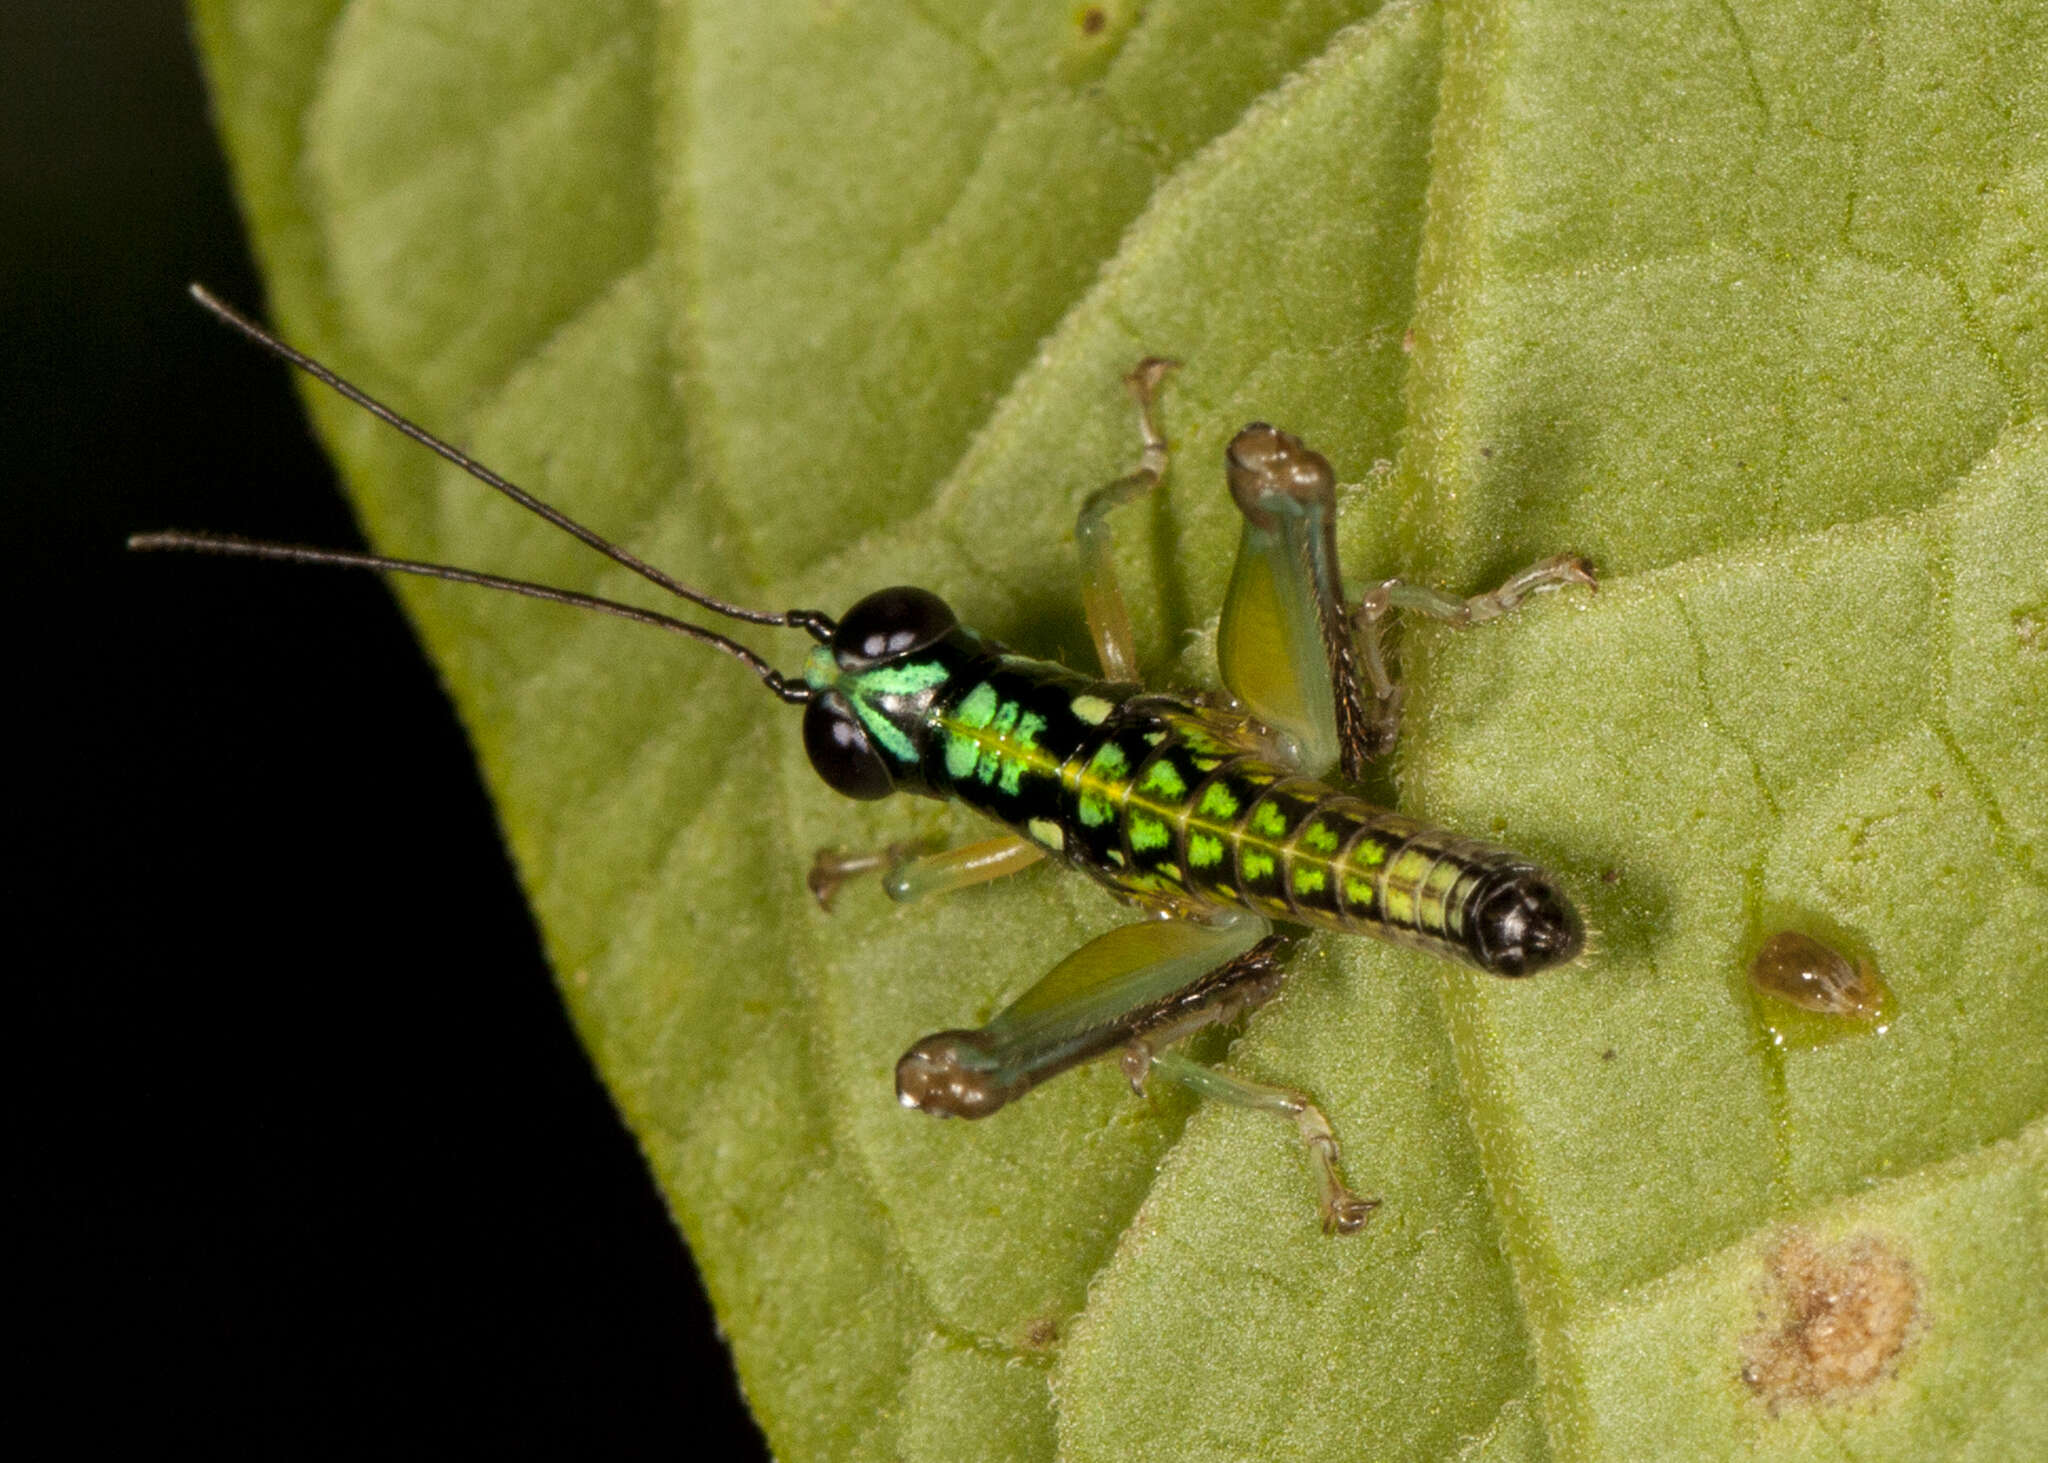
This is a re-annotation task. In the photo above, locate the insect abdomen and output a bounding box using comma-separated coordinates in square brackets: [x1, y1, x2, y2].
[928, 666, 1582, 975]
[1058, 700, 1582, 975]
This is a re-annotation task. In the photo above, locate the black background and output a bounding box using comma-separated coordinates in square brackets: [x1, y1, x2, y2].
[15, 5, 769, 1454]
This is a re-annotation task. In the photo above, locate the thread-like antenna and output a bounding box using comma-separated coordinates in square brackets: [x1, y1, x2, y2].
[134, 286, 841, 699]
[128, 530, 816, 703]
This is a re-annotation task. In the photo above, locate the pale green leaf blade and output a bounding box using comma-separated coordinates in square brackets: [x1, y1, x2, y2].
[191, 0, 2046, 1458]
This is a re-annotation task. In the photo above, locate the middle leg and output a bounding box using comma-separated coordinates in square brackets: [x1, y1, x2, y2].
[1349, 553, 1596, 749]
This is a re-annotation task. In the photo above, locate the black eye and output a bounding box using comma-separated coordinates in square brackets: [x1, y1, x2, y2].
[802, 695, 894, 800]
[833, 586, 957, 668]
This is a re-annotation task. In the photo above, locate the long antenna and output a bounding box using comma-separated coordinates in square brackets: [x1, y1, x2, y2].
[178, 283, 836, 645]
[128, 530, 815, 704]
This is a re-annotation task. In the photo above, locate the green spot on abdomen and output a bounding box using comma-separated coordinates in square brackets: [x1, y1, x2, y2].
[1141, 759, 1187, 798]
[1129, 815, 1170, 851]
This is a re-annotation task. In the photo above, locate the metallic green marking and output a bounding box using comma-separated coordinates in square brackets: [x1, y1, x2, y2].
[943, 682, 1000, 780]
[1078, 742, 1127, 827]
[1353, 838, 1387, 867]
[1197, 781, 1239, 819]
[1188, 831, 1224, 868]
[1129, 815, 1169, 851]
[943, 731, 978, 780]
[856, 660, 951, 698]
[1106, 848, 1126, 865]
[1144, 730, 1167, 746]
[851, 698, 918, 761]
[1027, 817, 1065, 850]
[1071, 694, 1113, 725]
[955, 681, 999, 726]
[1301, 820, 1340, 855]
[1242, 850, 1276, 881]
[802, 644, 837, 690]
[976, 701, 1023, 784]
[1014, 711, 1048, 749]
[1157, 862, 1182, 880]
[1141, 759, 1187, 798]
[1344, 876, 1374, 906]
[1293, 866, 1327, 896]
[1250, 800, 1288, 838]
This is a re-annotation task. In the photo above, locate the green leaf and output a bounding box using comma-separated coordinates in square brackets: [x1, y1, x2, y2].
[193, 0, 2046, 1457]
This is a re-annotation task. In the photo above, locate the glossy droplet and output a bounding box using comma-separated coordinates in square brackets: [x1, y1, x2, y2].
[1749, 931, 1893, 1043]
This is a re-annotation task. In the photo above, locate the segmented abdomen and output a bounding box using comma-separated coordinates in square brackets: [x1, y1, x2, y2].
[929, 664, 1574, 974]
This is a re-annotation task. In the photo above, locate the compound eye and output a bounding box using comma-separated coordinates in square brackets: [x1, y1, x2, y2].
[802, 695, 894, 801]
[833, 586, 957, 667]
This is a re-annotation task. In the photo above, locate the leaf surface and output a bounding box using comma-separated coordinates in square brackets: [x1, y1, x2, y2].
[194, 0, 2046, 1456]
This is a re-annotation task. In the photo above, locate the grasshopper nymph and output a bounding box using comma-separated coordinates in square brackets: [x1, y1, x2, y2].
[137, 290, 1593, 1232]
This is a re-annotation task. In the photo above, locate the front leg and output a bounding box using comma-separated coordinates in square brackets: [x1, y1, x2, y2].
[808, 834, 1044, 911]
[1076, 357, 1177, 682]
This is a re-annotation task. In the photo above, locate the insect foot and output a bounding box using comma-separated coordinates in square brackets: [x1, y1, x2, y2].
[1307, 1132, 1381, 1236]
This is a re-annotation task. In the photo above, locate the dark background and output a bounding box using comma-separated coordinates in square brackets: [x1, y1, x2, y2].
[14, 6, 768, 1454]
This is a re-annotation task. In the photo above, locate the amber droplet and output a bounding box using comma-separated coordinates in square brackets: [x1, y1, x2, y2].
[1749, 931, 1890, 1027]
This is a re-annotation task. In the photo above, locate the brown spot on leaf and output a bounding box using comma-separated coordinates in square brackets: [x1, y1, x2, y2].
[2016, 608, 2045, 654]
[1020, 1315, 1059, 1351]
[1078, 6, 1107, 35]
[1742, 1229, 1918, 1412]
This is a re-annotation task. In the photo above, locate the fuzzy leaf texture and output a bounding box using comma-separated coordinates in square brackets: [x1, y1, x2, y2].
[192, 1, 2045, 1458]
